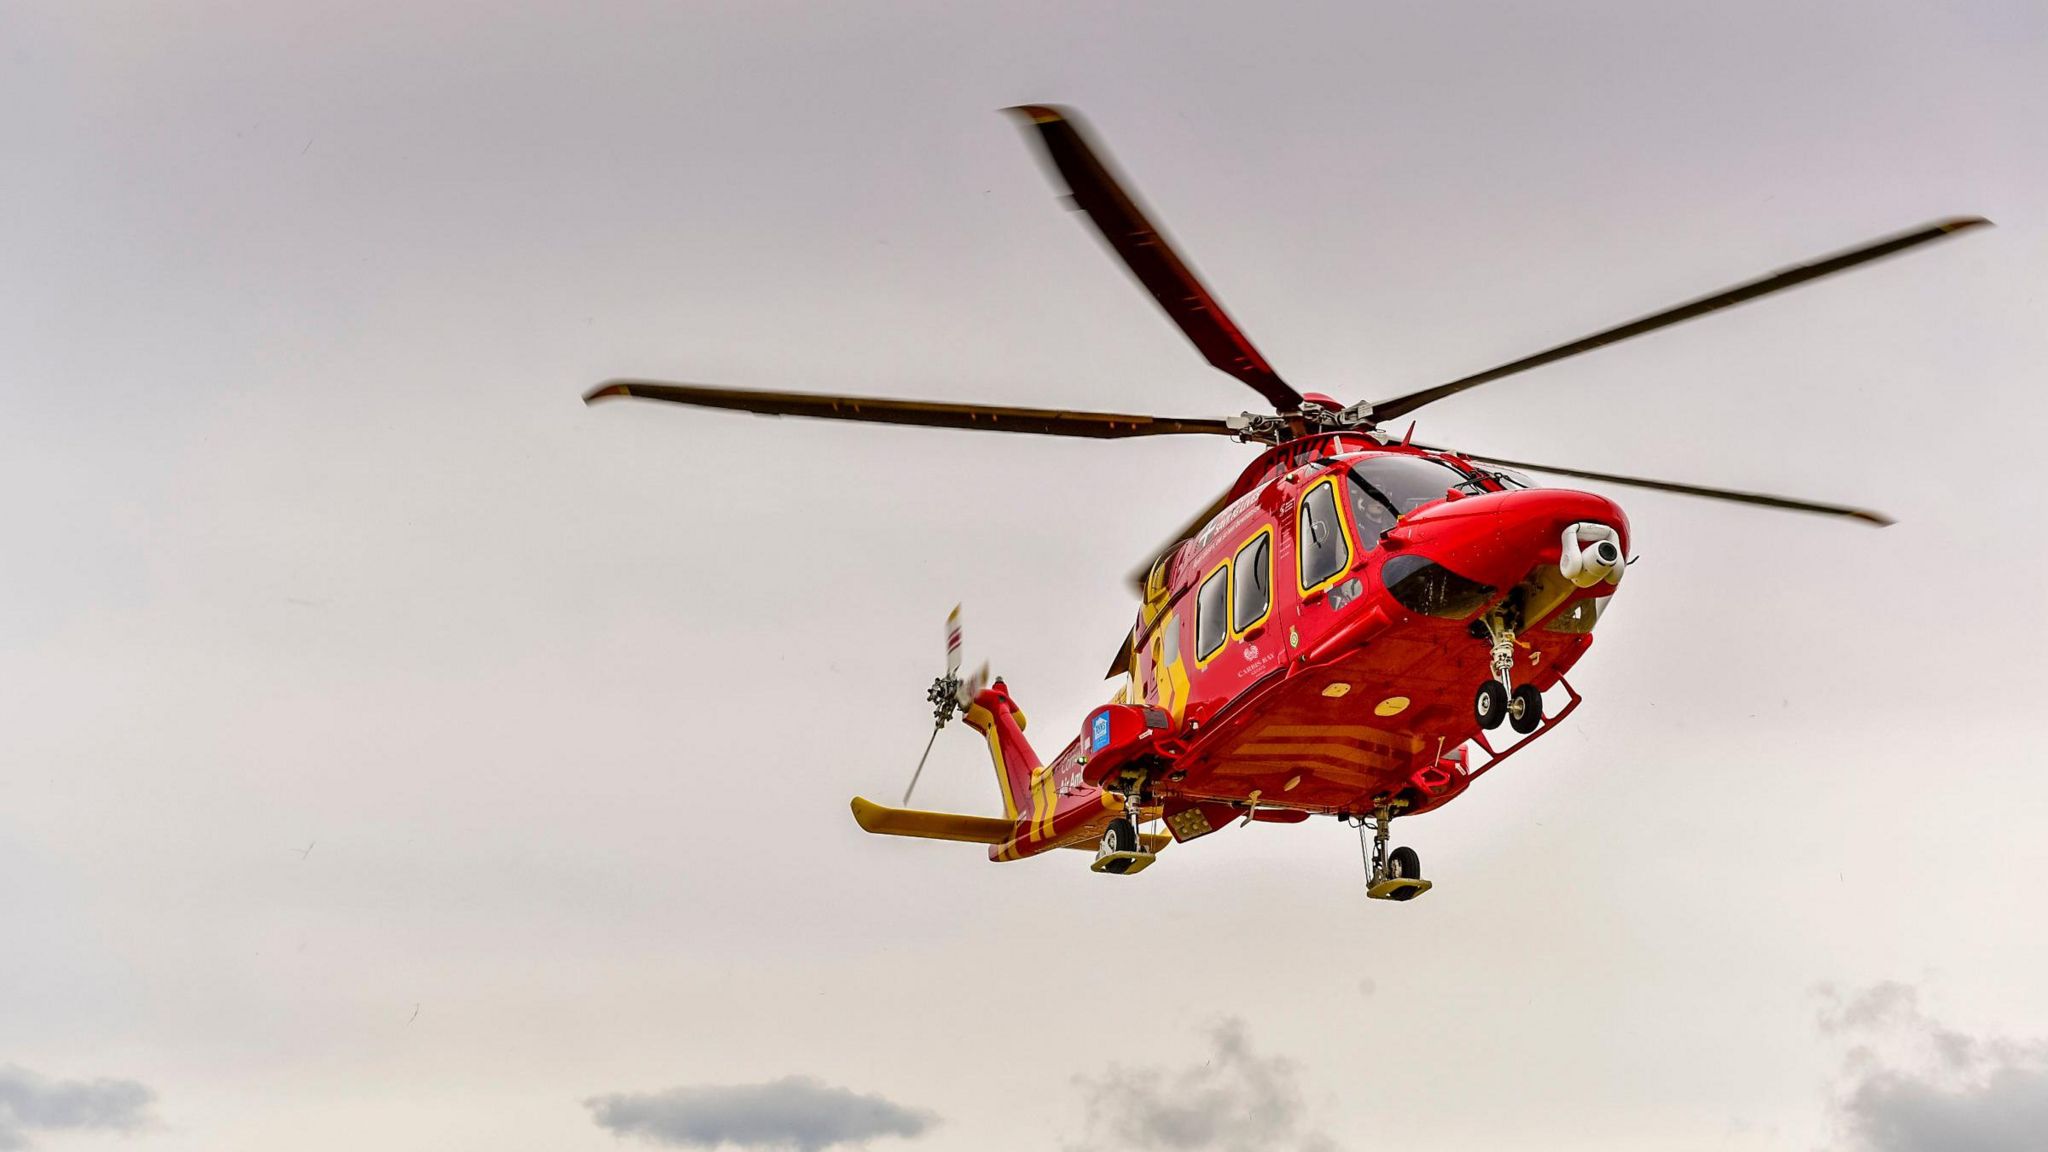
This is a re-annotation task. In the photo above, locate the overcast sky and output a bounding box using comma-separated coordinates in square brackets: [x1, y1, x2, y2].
[3, 2, 2045, 1150]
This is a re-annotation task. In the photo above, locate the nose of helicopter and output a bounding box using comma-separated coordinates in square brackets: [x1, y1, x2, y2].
[1385, 487, 1630, 593]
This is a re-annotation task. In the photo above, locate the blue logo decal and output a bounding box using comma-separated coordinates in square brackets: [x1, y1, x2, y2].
[1091, 713, 1112, 752]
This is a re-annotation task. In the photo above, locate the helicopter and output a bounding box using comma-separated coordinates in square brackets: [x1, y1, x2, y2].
[586, 105, 1984, 898]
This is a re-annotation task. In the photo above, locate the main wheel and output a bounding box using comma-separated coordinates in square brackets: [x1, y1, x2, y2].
[1474, 681, 1508, 730]
[1387, 846, 1422, 880]
[1509, 684, 1544, 734]
[1099, 817, 1137, 875]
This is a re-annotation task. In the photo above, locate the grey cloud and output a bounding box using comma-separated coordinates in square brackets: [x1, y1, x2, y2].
[0, 1065, 155, 1151]
[1821, 983, 2048, 1152]
[585, 1075, 936, 1151]
[1846, 1065, 2048, 1152]
[1070, 1019, 1337, 1152]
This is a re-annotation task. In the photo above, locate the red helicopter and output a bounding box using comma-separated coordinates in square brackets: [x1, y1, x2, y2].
[587, 106, 1984, 898]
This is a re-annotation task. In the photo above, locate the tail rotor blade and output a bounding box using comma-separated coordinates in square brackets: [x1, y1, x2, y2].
[903, 726, 942, 806]
[945, 604, 963, 677]
[957, 662, 989, 710]
[905, 605, 970, 806]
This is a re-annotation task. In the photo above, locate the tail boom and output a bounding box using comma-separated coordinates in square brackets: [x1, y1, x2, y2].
[962, 679, 1039, 822]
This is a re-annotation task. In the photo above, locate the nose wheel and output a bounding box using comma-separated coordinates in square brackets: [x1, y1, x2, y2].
[1508, 684, 1543, 734]
[1473, 611, 1544, 735]
[1474, 681, 1508, 730]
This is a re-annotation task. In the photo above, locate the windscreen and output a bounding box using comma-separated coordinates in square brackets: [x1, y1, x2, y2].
[1346, 455, 1473, 535]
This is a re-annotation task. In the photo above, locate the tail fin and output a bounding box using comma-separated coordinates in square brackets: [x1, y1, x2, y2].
[961, 679, 1041, 821]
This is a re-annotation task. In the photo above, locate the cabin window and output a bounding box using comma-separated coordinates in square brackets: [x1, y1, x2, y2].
[1298, 479, 1349, 591]
[1233, 531, 1271, 633]
[1196, 567, 1229, 661]
[1161, 611, 1181, 666]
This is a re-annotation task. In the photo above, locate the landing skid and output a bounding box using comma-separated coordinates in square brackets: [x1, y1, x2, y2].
[1366, 876, 1432, 901]
[1091, 811, 1157, 875]
[1090, 846, 1158, 875]
[1357, 805, 1430, 901]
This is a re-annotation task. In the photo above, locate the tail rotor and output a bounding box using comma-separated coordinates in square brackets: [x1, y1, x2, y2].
[902, 606, 986, 805]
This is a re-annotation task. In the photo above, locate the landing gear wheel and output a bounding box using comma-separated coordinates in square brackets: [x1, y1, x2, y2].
[1361, 810, 1433, 902]
[1474, 681, 1508, 730]
[1508, 684, 1543, 735]
[1098, 817, 1137, 875]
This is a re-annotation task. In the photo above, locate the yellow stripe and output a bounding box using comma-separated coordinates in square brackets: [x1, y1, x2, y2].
[1035, 769, 1057, 841]
[1025, 770, 1042, 841]
[1298, 477, 1361, 597]
[968, 703, 1021, 821]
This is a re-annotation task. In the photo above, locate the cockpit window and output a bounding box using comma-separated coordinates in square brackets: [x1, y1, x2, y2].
[1346, 455, 1474, 536]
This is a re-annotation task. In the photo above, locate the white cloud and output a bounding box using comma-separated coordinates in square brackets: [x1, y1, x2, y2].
[1070, 1019, 1337, 1152]
[0, 1065, 155, 1151]
[585, 1075, 935, 1151]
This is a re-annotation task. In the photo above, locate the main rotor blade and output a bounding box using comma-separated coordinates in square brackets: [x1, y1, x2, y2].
[1007, 105, 1304, 414]
[1126, 480, 1244, 595]
[1105, 480, 1243, 678]
[586, 380, 1238, 440]
[1370, 217, 1990, 423]
[1447, 448, 1894, 526]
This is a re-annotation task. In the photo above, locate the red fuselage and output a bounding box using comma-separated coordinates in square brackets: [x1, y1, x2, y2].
[991, 434, 1628, 858]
